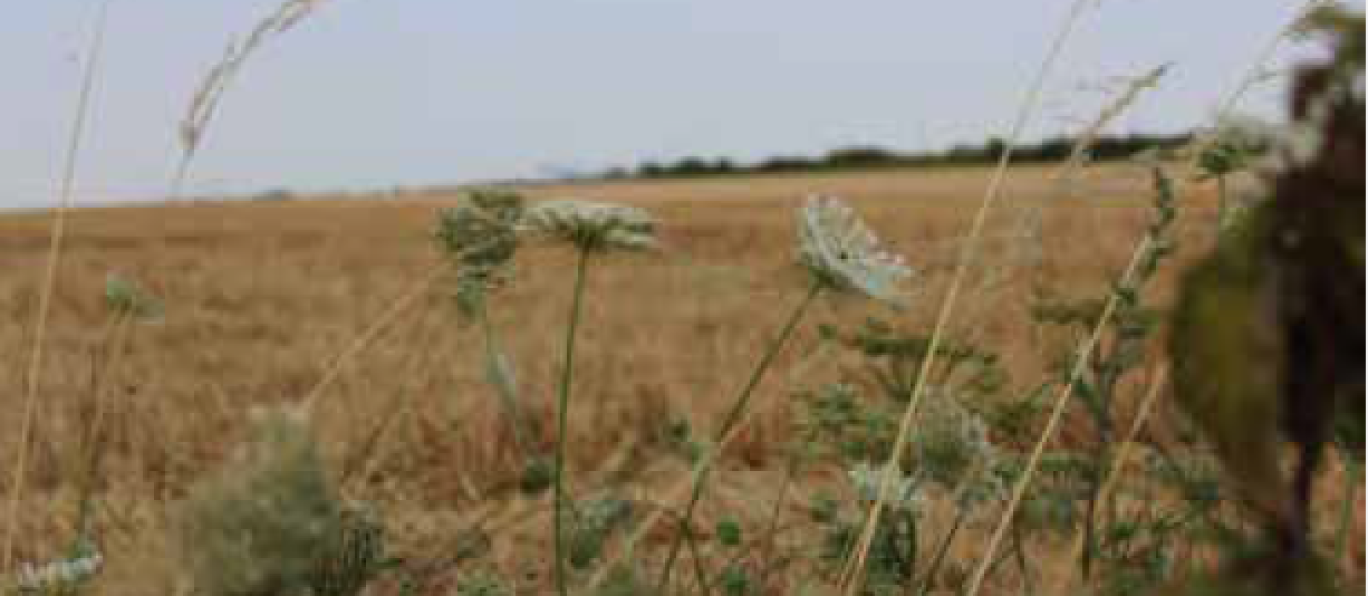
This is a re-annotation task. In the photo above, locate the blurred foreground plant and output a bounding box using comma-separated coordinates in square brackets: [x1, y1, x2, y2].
[1167, 9, 1363, 595]
[176, 408, 388, 596]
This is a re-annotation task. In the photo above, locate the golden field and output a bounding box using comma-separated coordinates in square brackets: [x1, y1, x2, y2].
[0, 164, 1359, 594]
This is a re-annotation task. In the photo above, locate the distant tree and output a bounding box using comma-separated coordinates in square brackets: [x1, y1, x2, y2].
[599, 130, 1198, 181]
[825, 146, 899, 168]
[984, 137, 1008, 160]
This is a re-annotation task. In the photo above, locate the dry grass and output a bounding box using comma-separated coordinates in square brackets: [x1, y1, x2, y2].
[0, 165, 1357, 593]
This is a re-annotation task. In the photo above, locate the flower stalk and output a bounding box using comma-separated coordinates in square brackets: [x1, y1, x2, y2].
[553, 247, 592, 596]
[656, 279, 824, 590]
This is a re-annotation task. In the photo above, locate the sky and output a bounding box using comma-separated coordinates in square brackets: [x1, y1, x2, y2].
[0, 1, 1341, 208]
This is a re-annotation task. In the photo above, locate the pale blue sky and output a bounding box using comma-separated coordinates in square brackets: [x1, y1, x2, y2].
[0, 1, 1336, 207]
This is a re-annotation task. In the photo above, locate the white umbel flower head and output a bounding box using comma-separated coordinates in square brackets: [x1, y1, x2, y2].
[14, 545, 103, 593]
[520, 200, 655, 252]
[848, 462, 922, 512]
[797, 195, 911, 304]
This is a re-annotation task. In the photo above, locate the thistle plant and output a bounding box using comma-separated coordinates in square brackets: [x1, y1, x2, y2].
[518, 199, 656, 596]
[435, 189, 533, 454]
[657, 195, 910, 590]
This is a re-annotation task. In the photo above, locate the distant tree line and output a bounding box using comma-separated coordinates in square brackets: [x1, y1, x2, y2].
[600, 132, 1193, 180]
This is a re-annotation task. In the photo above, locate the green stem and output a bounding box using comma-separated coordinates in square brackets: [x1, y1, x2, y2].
[479, 300, 530, 456]
[757, 428, 819, 590]
[657, 280, 824, 590]
[553, 248, 592, 596]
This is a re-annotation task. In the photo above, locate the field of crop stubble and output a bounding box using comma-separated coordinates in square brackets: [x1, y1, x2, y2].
[2, 161, 1358, 595]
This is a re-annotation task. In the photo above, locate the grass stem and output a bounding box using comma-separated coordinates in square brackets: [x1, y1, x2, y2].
[3, 2, 108, 571]
[839, 0, 1094, 590]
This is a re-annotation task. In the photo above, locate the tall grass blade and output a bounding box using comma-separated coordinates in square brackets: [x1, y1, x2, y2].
[3, 2, 110, 572]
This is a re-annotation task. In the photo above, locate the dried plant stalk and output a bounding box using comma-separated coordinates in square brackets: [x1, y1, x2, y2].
[172, 0, 329, 197]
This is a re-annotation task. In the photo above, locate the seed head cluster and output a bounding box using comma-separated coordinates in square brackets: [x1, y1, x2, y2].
[435, 189, 527, 315]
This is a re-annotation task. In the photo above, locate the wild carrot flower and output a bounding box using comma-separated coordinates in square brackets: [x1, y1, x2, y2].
[435, 189, 526, 315]
[848, 462, 921, 512]
[797, 195, 911, 305]
[523, 198, 655, 596]
[520, 199, 655, 252]
[13, 542, 102, 594]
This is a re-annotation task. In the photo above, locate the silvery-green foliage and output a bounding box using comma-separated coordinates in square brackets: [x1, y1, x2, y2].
[796, 195, 911, 305]
[435, 189, 526, 316]
[103, 273, 162, 320]
[176, 408, 342, 596]
[11, 540, 102, 594]
[520, 200, 655, 252]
